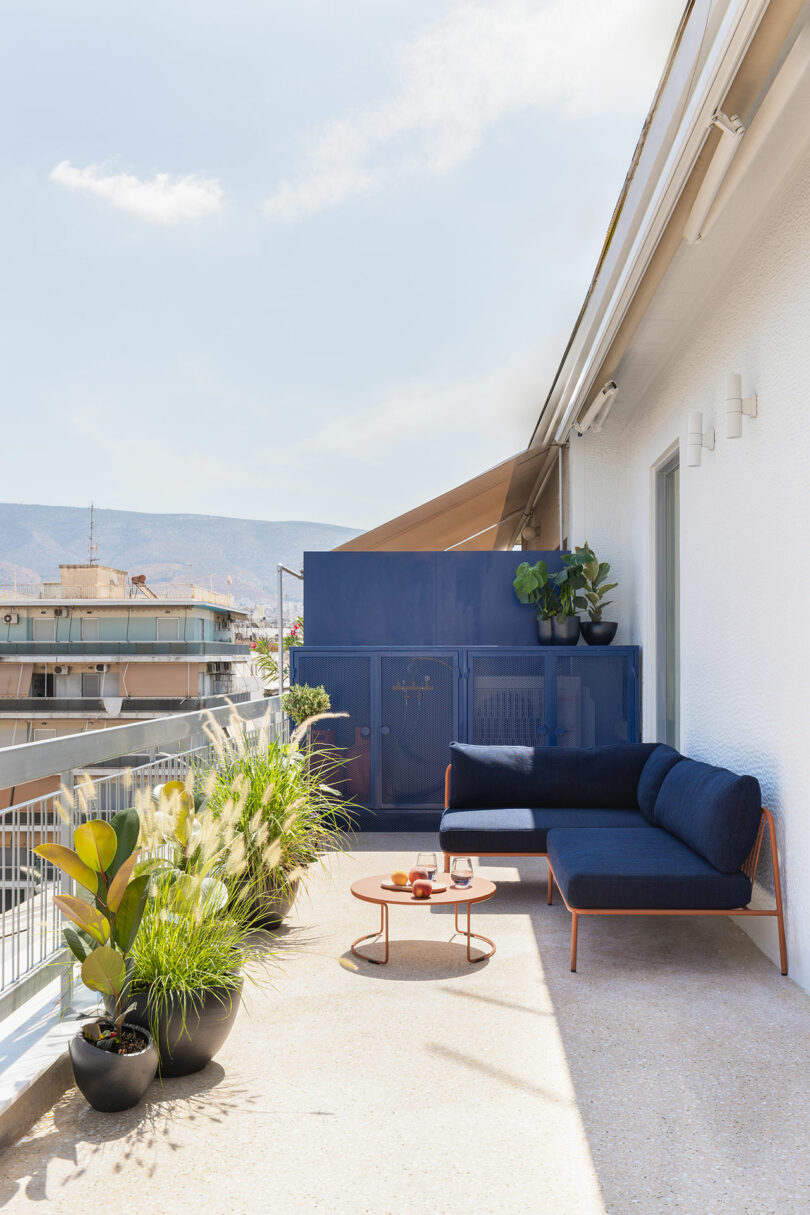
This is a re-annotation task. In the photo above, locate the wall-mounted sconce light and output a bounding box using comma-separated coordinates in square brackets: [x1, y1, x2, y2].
[686, 411, 715, 467]
[725, 373, 757, 438]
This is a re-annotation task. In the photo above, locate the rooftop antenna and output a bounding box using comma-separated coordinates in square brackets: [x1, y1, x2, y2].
[88, 502, 99, 566]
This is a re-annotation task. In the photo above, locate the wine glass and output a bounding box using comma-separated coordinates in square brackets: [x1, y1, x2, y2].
[451, 857, 474, 889]
[416, 851, 438, 882]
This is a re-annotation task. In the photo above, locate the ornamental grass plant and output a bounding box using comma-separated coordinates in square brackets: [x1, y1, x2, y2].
[195, 708, 354, 907]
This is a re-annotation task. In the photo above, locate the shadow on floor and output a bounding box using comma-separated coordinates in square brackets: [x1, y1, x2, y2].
[339, 937, 490, 979]
[451, 858, 810, 1213]
[0, 1061, 258, 1206]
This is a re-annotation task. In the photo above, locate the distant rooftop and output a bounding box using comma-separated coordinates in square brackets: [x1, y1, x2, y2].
[0, 563, 240, 611]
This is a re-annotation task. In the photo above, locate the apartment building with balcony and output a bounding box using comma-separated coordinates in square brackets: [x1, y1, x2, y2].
[0, 562, 257, 801]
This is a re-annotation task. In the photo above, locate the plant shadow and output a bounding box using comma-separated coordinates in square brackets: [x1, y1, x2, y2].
[0, 1062, 258, 1205]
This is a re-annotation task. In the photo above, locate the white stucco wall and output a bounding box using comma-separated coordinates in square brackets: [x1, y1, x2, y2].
[566, 142, 810, 987]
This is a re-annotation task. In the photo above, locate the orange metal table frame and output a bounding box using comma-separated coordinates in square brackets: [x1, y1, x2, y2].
[350, 874, 496, 965]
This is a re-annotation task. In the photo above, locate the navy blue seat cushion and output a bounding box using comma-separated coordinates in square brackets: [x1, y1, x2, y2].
[439, 807, 647, 855]
[654, 759, 761, 873]
[547, 827, 753, 910]
[447, 742, 658, 811]
[637, 744, 683, 823]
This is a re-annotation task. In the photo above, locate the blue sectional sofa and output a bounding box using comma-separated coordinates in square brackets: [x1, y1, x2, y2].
[439, 742, 787, 973]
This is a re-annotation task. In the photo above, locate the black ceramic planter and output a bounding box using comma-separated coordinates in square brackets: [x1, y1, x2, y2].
[550, 617, 580, 645]
[69, 1025, 157, 1113]
[233, 877, 299, 930]
[128, 981, 243, 1077]
[580, 621, 618, 646]
[536, 618, 553, 645]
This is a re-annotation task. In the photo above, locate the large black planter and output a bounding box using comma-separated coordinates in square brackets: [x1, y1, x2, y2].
[536, 618, 553, 644]
[128, 981, 243, 1077]
[550, 617, 580, 645]
[234, 876, 299, 930]
[581, 620, 618, 646]
[69, 1025, 157, 1112]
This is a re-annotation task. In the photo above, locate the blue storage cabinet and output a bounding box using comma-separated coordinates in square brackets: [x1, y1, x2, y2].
[291, 646, 639, 823]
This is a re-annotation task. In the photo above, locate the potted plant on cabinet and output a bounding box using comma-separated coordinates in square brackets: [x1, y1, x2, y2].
[573, 543, 618, 645]
[512, 560, 559, 643]
[34, 809, 158, 1112]
[550, 553, 587, 645]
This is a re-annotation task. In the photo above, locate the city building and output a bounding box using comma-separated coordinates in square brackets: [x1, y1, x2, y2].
[0, 562, 257, 804]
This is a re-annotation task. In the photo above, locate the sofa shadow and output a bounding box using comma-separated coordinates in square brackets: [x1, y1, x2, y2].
[472, 861, 810, 1214]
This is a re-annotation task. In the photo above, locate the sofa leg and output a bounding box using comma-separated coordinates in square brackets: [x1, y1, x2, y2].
[443, 853, 451, 875]
[547, 861, 553, 905]
[570, 913, 578, 972]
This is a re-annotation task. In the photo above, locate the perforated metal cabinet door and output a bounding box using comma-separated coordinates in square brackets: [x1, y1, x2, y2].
[550, 652, 634, 747]
[290, 652, 372, 804]
[378, 652, 458, 808]
[467, 651, 549, 746]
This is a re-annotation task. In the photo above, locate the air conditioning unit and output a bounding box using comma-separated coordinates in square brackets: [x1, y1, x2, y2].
[53, 665, 71, 675]
[54, 608, 68, 617]
[207, 662, 232, 675]
[95, 664, 109, 673]
[3, 613, 19, 625]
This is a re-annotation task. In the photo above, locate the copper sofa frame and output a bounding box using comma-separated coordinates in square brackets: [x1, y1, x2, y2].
[441, 766, 788, 975]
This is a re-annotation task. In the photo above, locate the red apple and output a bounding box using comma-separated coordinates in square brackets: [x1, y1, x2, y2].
[408, 867, 427, 884]
[412, 879, 432, 899]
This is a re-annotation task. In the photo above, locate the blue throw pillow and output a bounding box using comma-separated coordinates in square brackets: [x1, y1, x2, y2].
[654, 758, 761, 873]
[637, 745, 684, 823]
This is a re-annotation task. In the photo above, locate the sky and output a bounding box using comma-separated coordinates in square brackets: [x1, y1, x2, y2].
[0, 0, 684, 531]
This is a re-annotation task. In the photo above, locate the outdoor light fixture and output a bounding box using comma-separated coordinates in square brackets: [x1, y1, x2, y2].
[683, 110, 746, 244]
[572, 381, 618, 435]
[686, 411, 715, 467]
[725, 373, 757, 438]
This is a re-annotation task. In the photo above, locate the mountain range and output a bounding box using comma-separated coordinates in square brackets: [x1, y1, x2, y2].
[0, 503, 361, 605]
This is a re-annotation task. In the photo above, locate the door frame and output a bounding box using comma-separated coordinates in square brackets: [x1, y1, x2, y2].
[653, 445, 681, 747]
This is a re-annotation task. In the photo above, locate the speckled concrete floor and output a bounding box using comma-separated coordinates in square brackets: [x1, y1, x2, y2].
[1, 835, 809, 1215]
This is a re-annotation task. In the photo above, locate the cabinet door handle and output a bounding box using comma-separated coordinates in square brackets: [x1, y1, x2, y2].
[381, 725, 391, 736]
[555, 727, 567, 737]
[538, 726, 549, 738]
[360, 726, 371, 738]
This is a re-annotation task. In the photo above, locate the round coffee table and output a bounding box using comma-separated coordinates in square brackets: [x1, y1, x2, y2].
[350, 874, 496, 965]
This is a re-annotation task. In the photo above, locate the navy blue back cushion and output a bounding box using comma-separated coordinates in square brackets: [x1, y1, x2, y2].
[654, 758, 761, 873]
[637, 744, 684, 823]
[448, 742, 657, 810]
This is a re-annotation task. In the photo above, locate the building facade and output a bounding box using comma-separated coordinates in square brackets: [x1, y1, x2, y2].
[0, 563, 257, 803]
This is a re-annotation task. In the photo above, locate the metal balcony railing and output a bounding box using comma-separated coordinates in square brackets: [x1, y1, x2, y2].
[0, 641, 251, 658]
[0, 696, 282, 1022]
[0, 692, 253, 715]
[0, 583, 234, 606]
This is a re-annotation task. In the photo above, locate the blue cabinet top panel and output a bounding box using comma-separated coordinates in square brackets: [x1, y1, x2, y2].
[303, 550, 566, 647]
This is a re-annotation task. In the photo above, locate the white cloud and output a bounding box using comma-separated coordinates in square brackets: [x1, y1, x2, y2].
[264, 0, 681, 221]
[50, 161, 224, 224]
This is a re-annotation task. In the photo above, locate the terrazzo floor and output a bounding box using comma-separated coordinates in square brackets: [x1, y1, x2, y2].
[1, 834, 809, 1214]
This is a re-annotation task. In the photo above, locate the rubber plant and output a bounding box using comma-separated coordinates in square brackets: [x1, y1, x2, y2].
[572, 542, 617, 622]
[34, 808, 149, 1050]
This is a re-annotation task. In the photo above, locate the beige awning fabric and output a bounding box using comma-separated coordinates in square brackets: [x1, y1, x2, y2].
[335, 448, 550, 552]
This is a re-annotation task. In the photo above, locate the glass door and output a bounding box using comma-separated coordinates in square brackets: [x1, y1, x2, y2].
[656, 454, 680, 747]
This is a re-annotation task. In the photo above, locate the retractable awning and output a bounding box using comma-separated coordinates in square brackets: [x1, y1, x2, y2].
[335, 447, 550, 552]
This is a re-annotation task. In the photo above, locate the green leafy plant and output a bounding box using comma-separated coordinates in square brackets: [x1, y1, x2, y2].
[553, 550, 589, 618]
[282, 683, 330, 725]
[513, 561, 559, 620]
[284, 617, 304, 649]
[34, 808, 148, 1046]
[572, 542, 618, 622]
